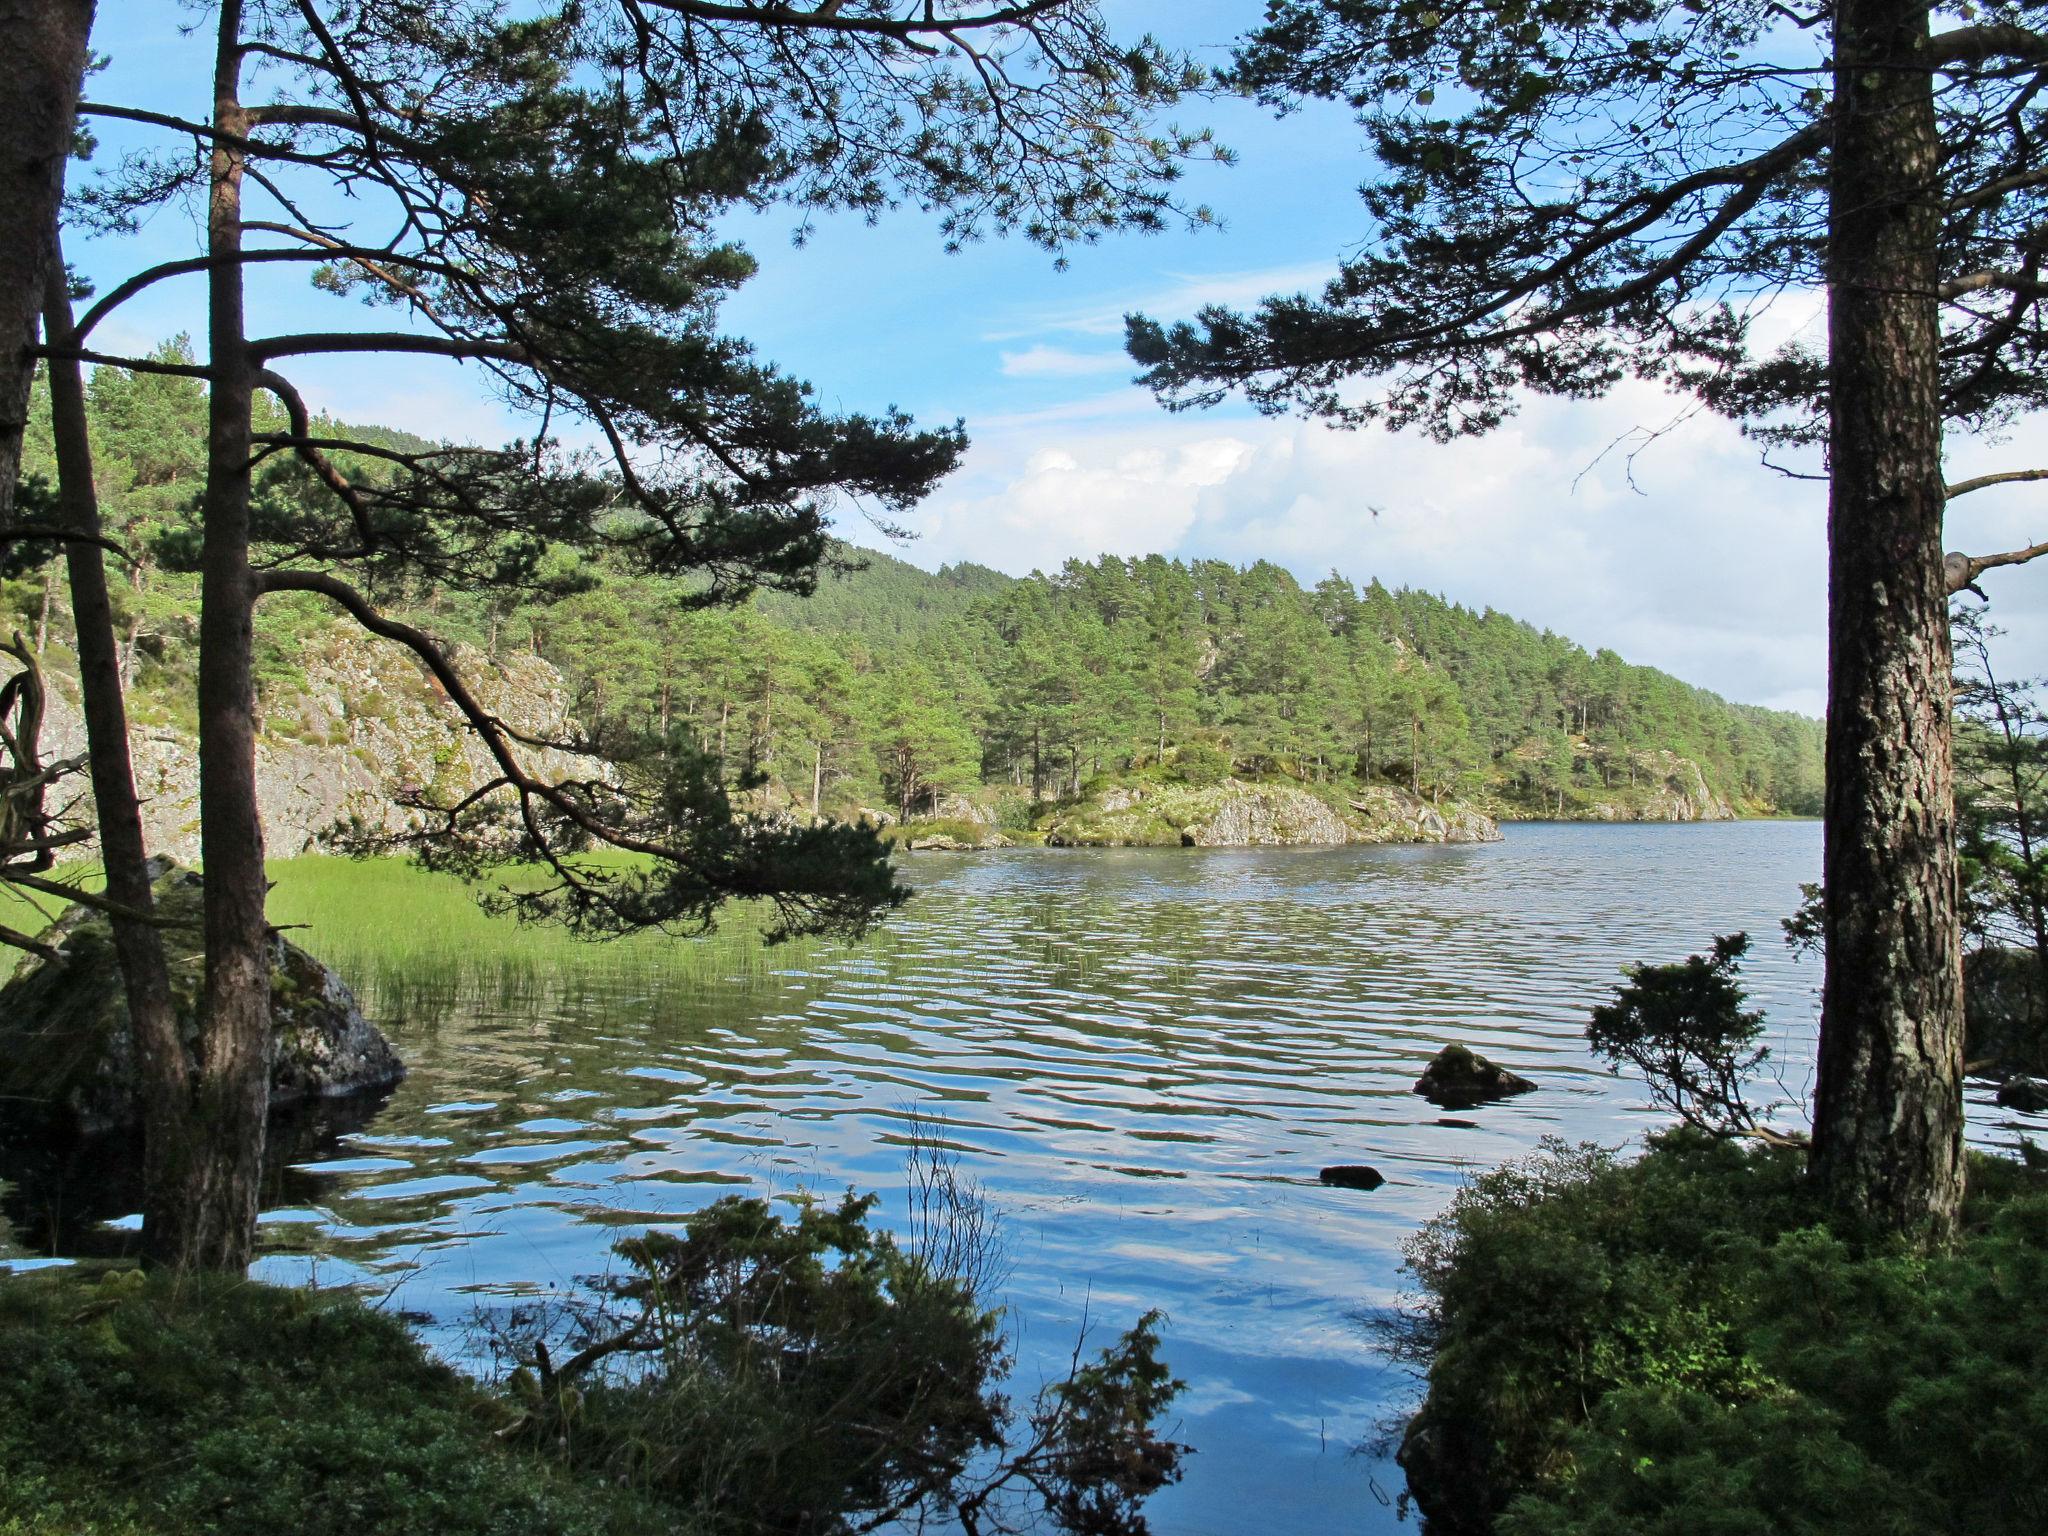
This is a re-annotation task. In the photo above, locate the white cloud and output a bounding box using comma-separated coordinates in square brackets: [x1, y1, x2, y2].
[998, 345, 1136, 380]
[887, 378, 1852, 712]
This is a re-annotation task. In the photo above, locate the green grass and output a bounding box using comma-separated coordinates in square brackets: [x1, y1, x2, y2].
[6, 856, 872, 1009]
[0, 1269, 676, 1536]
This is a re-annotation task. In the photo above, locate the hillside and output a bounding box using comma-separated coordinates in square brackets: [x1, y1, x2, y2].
[6, 354, 1823, 847]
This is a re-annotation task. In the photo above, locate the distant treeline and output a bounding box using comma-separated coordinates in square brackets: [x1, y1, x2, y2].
[9, 348, 1823, 820]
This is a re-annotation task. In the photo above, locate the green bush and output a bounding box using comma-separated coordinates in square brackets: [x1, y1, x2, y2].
[1587, 934, 1769, 1133]
[1168, 742, 1230, 787]
[503, 1189, 1187, 1536]
[1396, 1134, 2048, 1534]
[0, 1270, 669, 1536]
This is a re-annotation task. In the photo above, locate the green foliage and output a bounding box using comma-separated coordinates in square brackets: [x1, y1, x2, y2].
[1588, 933, 1768, 1134]
[1398, 1135, 2048, 1535]
[1953, 603, 2048, 1047]
[0, 1270, 669, 1536]
[554, 1193, 1006, 1534]
[501, 1188, 1186, 1536]
[20, 373, 1822, 833]
[1168, 741, 1231, 787]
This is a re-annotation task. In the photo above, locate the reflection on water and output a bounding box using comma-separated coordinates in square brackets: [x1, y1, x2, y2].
[8, 823, 2037, 1532]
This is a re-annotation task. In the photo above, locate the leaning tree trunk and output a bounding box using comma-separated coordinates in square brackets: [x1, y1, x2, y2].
[1811, 0, 1965, 1237]
[0, 0, 93, 524]
[177, 0, 273, 1273]
[42, 256, 189, 1266]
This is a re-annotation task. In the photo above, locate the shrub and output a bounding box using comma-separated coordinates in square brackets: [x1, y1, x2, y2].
[1395, 1134, 2048, 1535]
[0, 1270, 666, 1536]
[1587, 933, 1768, 1134]
[501, 1174, 1187, 1536]
[1168, 742, 1230, 787]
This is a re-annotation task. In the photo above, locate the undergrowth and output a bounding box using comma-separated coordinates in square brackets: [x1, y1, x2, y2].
[1396, 1132, 2048, 1534]
[0, 1270, 669, 1536]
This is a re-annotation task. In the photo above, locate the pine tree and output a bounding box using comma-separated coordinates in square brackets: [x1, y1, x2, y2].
[1127, 0, 2048, 1233]
[36, 0, 1208, 1273]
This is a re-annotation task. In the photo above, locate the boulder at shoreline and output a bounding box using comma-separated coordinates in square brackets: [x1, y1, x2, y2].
[0, 864, 404, 1138]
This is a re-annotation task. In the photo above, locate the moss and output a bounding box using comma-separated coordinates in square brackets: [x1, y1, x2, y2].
[882, 816, 1002, 848]
[0, 1270, 675, 1536]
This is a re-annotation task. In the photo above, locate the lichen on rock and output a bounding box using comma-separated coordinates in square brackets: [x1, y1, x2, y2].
[1042, 776, 1502, 849]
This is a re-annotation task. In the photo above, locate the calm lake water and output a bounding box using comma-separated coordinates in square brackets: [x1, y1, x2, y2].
[12, 822, 2041, 1532]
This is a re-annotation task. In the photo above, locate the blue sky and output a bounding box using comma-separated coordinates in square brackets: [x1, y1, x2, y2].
[72, 1, 2048, 716]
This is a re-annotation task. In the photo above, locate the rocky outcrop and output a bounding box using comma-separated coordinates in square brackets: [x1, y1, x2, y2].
[41, 632, 610, 863]
[1580, 749, 1735, 822]
[929, 792, 996, 827]
[1042, 776, 1501, 849]
[1184, 784, 1356, 846]
[1413, 1044, 1537, 1108]
[0, 865, 403, 1137]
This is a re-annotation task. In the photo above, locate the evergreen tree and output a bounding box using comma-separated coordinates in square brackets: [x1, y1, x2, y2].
[1126, 0, 2048, 1233]
[35, 0, 1208, 1274]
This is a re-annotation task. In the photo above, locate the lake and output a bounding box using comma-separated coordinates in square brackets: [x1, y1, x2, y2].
[12, 822, 2039, 1531]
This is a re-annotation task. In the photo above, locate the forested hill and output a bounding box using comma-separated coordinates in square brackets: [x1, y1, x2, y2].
[734, 545, 1825, 818]
[8, 356, 1822, 823]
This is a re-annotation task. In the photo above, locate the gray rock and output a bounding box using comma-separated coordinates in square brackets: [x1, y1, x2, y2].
[0, 865, 403, 1137]
[40, 634, 609, 864]
[1318, 1164, 1386, 1191]
[1414, 1044, 1536, 1107]
[929, 792, 997, 827]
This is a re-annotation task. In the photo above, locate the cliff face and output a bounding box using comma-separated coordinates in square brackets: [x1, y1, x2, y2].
[1576, 749, 1736, 822]
[1042, 777, 1501, 848]
[43, 632, 609, 863]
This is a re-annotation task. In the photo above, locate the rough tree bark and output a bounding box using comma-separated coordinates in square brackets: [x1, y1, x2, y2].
[1810, 0, 1966, 1236]
[0, 0, 94, 524]
[179, 0, 274, 1273]
[41, 256, 188, 1268]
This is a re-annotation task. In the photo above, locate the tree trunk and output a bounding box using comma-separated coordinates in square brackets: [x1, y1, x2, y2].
[181, 1, 272, 1273]
[811, 740, 823, 821]
[34, 566, 54, 653]
[1810, 0, 1965, 1237]
[42, 258, 186, 1270]
[120, 613, 140, 691]
[0, 0, 92, 525]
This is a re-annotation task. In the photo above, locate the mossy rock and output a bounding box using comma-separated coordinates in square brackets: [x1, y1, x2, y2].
[1413, 1043, 1537, 1108]
[0, 864, 403, 1138]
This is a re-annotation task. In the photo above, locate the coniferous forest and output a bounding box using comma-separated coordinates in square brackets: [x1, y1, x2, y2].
[3, 3, 2046, 1535]
[7, 352, 1823, 828]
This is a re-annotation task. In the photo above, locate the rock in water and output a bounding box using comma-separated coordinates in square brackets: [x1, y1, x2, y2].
[1414, 1044, 1536, 1108]
[1997, 1076, 2048, 1114]
[0, 865, 403, 1137]
[1319, 1164, 1386, 1191]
